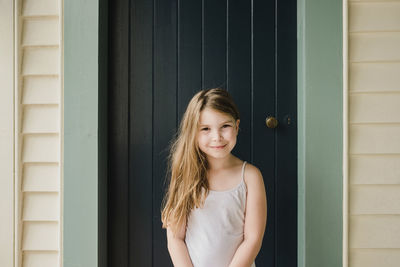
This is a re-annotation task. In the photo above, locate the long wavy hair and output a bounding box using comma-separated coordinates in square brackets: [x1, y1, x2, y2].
[161, 88, 240, 235]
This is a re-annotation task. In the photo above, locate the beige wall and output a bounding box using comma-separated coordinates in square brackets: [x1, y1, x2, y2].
[347, 1, 400, 266]
[0, 0, 63, 266]
[19, 0, 63, 265]
[0, 0, 15, 266]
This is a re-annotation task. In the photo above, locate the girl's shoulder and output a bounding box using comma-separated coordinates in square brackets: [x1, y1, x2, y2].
[243, 162, 263, 186]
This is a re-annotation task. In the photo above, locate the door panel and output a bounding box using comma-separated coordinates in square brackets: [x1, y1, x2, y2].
[108, 0, 130, 265]
[153, 0, 178, 265]
[129, 0, 154, 265]
[203, 0, 226, 89]
[108, 0, 297, 266]
[252, 1, 276, 264]
[275, 1, 298, 265]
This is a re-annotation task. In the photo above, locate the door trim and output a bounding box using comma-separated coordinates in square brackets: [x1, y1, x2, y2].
[297, 0, 343, 266]
[63, 0, 108, 266]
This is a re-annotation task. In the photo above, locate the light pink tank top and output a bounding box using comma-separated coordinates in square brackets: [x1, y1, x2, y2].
[185, 161, 256, 267]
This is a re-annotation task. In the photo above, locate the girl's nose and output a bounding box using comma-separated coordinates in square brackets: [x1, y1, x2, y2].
[211, 130, 222, 141]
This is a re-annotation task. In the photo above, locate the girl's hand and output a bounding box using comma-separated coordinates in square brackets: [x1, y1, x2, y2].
[166, 223, 194, 267]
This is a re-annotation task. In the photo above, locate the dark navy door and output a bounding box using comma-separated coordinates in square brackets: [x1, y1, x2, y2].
[108, 0, 297, 266]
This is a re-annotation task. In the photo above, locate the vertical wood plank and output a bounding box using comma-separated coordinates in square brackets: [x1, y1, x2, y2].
[153, 0, 177, 265]
[177, 0, 202, 121]
[227, 0, 252, 162]
[129, 0, 153, 265]
[276, 0, 298, 265]
[108, 0, 129, 264]
[203, 0, 227, 89]
[252, 0, 276, 265]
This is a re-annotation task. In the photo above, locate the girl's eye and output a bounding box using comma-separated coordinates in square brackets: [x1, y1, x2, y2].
[222, 124, 231, 128]
[201, 127, 209, 131]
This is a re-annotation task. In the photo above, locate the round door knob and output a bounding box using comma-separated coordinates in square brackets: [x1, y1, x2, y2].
[265, 116, 278, 129]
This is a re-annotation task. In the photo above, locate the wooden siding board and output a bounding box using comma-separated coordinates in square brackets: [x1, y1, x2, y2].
[350, 185, 400, 214]
[350, 32, 400, 62]
[349, 2, 400, 32]
[349, 125, 400, 154]
[22, 76, 60, 104]
[22, 0, 59, 16]
[22, 18, 59, 46]
[350, 215, 400, 248]
[22, 134, 59, 163]
[349, 62, 400, 93]
[22, 47, 60, 75]
[23, 252, 59, 267]
[350, 249, 400, 267]
[22, 222, 59, 251]
[349, 94, 400, 123]
[22, 192, 59, 221]
[22, 164, 60, 192]
[22, 105, 59, 133]
[350, 156, 400, 185]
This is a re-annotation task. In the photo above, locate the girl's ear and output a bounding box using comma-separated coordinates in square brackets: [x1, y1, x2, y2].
[236, 119, 240, 133]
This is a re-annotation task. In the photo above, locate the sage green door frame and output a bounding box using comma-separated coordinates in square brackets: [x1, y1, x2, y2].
[64, 0, 342, 266]
[297, 0, 343, 266]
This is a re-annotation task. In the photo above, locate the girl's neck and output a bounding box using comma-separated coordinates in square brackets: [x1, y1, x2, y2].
[206, 154, 237, 171]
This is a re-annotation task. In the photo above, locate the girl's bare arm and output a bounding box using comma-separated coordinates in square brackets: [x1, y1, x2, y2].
[166, 222, 194, 267]
[229, 164, 267, 267]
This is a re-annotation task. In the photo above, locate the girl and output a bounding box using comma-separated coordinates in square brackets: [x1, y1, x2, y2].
[161, 88, 267, 267]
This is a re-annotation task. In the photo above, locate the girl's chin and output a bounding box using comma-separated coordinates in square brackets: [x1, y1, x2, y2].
[204, 150, 232, 160]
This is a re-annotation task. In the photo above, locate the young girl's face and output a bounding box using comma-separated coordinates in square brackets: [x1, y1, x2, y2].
[197, 108, 239, 160]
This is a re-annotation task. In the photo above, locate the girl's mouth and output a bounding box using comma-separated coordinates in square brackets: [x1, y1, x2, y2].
[210, 144, 226, 149]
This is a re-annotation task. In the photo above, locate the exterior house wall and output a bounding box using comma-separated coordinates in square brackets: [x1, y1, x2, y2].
[347, 1, 400, 266]
[0, 1, 16, 266]
[19, 0, 63, 265]
[0, 0, 63, 266]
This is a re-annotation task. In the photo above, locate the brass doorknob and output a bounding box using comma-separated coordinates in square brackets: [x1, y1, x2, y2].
[265, 116, 278, 128]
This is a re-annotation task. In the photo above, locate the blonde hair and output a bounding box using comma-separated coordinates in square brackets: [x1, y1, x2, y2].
[161, 88, 240, 235]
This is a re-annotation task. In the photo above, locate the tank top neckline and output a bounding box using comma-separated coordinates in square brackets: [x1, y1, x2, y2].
[208, 161, 247, 194]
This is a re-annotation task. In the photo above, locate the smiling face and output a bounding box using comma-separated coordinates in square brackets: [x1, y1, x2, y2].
[197, 108, 240, 160]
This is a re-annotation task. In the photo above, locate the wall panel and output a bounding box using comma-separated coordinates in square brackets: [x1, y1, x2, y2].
[0, 0, 15, 265]
[17, 0, 63, 265]
[347, 1, 400, 265]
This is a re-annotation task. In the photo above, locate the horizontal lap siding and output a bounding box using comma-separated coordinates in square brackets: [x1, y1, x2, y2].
[19, 0, 62, 266]
[348, 1, 400, 266]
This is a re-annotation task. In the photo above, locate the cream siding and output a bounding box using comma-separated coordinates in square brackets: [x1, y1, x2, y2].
[0, 0, 16, 266]
[17, 0, 63, 266]
[348, 1, 400, 266]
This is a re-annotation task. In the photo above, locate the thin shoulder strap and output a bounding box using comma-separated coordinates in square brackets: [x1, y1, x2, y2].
[241, 161, 247, 182]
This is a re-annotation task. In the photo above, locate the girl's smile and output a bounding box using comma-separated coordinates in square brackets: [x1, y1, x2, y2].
[210, 144, 226, 149]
